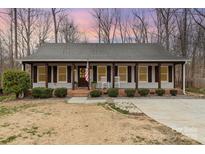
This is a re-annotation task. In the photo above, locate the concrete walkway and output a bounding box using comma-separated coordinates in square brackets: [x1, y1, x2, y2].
[67, 97, 205, 144]
[128, 99, 205, 144]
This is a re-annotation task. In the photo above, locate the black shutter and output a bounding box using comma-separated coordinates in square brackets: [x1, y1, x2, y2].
[53, 66, 57, 83]
[48, 66, 52, 83]
[67, 66, 71, 83]
[155, 66, 159, 82]
[93, 66, 97, 82]
[107, 65, 111, 82]
[128, 66, 132, 83]
[168, 66, 172, 82]
[33, 66, 37, 83]
[115, 66, 118, 76]
[148, 66, 152, 82]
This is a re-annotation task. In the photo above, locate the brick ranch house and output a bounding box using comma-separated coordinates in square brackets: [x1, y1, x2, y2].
[19, 43, 188, 95]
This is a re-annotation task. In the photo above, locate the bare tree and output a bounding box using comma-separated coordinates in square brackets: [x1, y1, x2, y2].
[155, 9, 176, 51]
[18, 8, 39, 56]
[14, 8, 18, 61]
[59, 18, 80, 43]
[51, 8, 68, 43]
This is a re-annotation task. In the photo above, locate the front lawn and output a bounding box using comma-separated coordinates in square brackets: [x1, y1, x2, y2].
[0, 99, 200, 144]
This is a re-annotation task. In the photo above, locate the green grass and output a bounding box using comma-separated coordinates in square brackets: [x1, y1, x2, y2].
[0, 104, 37, 117]
[0, 94, 16, 102]
[186, 88, 205, 94]
[108, 103, 129, 114]
[0, 135, 18, 144]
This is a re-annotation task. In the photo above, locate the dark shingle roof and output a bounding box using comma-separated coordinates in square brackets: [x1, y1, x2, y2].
[20, 43, 187, 62]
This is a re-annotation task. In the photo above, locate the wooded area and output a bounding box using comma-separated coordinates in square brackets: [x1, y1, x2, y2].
[0, 8, 205, 87]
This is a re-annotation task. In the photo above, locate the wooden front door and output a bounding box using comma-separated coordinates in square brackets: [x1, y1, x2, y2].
[78, 66, 88, 87]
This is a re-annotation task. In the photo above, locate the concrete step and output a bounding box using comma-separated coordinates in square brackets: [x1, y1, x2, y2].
[68, 89, 90, 97]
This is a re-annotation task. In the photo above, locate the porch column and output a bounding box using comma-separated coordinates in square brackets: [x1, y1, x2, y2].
[88, 62, 90, 90]
[135, 63, 138, 89]
[72, 63, 75, 90]
[22, 62, 25, 71]
[182, 63, 186, 94]
[112, 63, 115, 88]
[173, 63, 176, 88]
[158, 63, 161, 88]
[30, 63, 33, 88]
[45, 63, 48, 88]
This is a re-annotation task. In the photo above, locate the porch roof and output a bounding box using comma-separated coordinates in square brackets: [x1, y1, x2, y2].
[19, 43, 188, 63]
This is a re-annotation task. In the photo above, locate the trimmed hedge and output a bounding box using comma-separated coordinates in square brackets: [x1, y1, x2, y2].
[3, 70, 31, 97]
[54, 88, 67, 97]
[108, 88, 119, 97]
[138, 88, 150, 96]
[32, 87, 53, 98]
[125, 88, 136, 97]
[170, 89, 178, 96]
[90, 90, 102, 97]
[156, 88, 165, 96]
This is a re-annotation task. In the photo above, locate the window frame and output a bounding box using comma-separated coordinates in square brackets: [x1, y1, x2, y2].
[37, 66, 46, 83]
[57, 65, 67, 83]
[97, 65, 107, 82]
[138, 66, 148, 82]
[160, 66, 168, 82]
[118, 66, 128, 83]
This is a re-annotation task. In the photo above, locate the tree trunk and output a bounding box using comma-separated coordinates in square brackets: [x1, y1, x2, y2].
[52, 8, 58, 43]
[14, 8, 18, 60]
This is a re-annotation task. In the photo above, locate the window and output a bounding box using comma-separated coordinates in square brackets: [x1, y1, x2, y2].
[161, 66, 168, 81]
[118, 66, 127, 82]
[139, 66, 147, 81]
[98, 66, 106, 81]
[38, 66, 46, 82]
[58, 65, 67, 82]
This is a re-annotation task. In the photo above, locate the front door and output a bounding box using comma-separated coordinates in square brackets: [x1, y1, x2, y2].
[78, 66, 88, 87]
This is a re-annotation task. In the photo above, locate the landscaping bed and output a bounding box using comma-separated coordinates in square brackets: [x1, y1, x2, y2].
[0, 99, 200, 144]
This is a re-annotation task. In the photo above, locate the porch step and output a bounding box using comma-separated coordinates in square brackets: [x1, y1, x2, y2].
[68, 89, 91, 97]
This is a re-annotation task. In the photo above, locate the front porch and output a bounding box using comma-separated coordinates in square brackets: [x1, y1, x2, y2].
[22, 61, 186, 94]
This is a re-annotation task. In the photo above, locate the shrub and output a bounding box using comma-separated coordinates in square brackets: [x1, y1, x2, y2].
[90, 90, 102, 97]
[32, 87, 53, 98]
[108, 88, 119, 97]
[125, 88, 136, 97]
[170, 89, 178, 96]
[155, 88, 165, 96]
[138, 88, 150, 96]
[54, 88, 67, 97]
[0, 94, 16, 102]
[3, 70, 31, 97]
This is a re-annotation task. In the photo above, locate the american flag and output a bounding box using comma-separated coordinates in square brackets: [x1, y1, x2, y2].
[85, 61, 89, 82]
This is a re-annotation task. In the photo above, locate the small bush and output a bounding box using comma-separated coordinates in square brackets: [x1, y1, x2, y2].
[0, 94, 16, 102]
[170, 89, 178, 96]
[138, 88, 150, 96]
[108, 88, 119, 97]
[125, 88, 136, 97]
[32, 87, 53, 98]
[90, 90, 102, 97]
[3, 70, 31, 97]
[54, 88, 67, 97]
[156, 88, 165, 96]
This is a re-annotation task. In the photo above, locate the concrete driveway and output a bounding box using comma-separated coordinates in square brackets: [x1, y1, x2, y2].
[130, 99, 205, 144]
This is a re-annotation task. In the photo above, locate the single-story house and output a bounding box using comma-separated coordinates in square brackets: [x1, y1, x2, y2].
[19, 43, 188, 93]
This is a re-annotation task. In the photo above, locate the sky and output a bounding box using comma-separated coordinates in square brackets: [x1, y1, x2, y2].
[0, 8, 151, 42]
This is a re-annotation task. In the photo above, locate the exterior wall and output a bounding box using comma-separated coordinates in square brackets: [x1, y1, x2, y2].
[32, 63, 174, 89]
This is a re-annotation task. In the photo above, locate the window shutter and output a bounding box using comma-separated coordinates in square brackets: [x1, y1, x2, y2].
[93, 66, 97, 82]
[128, 66, 132, 83]
[67, 66, 71, 83]
[115, 66, 118, 76]
[148, 66, 152, 82]
[33, 66, 37, 83]
[107, 65, 111, 82]
[155, 66, 159, 82]
[53, 66, 57, 83]
[168, 66, 172, 82]
[48, 66, 52, 83]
